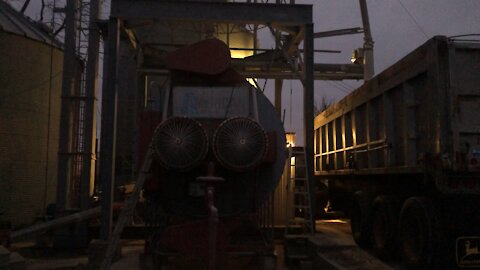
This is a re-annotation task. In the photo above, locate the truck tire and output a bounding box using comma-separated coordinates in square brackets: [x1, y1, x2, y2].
[372, 195, 399, 260]
[399, 197, 445, 270]
[350, 191, 373, 248]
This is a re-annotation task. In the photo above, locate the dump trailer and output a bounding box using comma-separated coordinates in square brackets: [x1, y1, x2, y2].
[314, 36, 480, 269]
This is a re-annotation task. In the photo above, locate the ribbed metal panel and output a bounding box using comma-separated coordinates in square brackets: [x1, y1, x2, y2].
[0, 31, 63, 227]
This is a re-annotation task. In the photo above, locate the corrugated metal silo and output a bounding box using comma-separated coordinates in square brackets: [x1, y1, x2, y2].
[0, 2, 69, 227]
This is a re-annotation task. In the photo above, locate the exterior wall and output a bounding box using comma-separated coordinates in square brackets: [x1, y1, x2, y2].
[0, 31, 63, 227]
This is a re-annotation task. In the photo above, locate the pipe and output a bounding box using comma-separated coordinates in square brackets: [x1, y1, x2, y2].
[206, 186, 218, 270]
[196, 163, 224, 270]
[10, 207, 101, 241]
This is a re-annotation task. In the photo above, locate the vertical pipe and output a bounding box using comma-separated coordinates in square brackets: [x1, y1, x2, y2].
[274, 79, 283, 118]
[206, 186, 218, 270]
[56, 0, 78, 212]
[303, 23, 315, 233]
[359, 0, 374, 80]
[80, 0, 100, 211]
[99, 17, 120, 240]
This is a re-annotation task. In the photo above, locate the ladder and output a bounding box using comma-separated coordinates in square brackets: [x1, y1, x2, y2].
[285, 146, 314, 235]
[100, 146, 154, 270]
[283, 147, 314, 266]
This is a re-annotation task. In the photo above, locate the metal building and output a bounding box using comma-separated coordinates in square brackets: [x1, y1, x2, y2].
[0, 1, 80, 227]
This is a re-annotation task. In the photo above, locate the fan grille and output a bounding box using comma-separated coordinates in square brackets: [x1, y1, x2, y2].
[213, 117, 267, 171]
[152, 117, 208, 171]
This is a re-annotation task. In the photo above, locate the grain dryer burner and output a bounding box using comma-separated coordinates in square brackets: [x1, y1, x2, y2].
[139, 39, 286, 269]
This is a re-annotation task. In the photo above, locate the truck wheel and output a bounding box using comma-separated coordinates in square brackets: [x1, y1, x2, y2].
[399, 197, 444, 270]
[350, 191, 373, 248]
[372, 195, 399, 260]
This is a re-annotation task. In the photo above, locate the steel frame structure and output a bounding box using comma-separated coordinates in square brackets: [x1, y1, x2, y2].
[56, 0, 100, 214]
[55, 0, 373, 241]
[97, 0, 315, 240]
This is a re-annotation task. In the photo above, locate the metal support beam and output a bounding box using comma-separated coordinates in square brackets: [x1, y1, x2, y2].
[231, 59, 364, 80]
[232, 60, 363, 73]
[303, 23, 315, 232]
[136, 68, 364, 81]
[287, 27, 305, 55]
[268, 25, 305, 85]
[99, 17, 120, 240]
[359, 0, 374, 80]
[314, 27, 363, 38]
[121, 22, 138, 50]
[240, 71, 363, 80]
[80, 0, 100, 211]
[112, 0, 312, 25]
[56, 0, 78, 211]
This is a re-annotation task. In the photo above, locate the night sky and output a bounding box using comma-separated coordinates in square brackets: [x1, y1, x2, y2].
[7, 0, 480, 145]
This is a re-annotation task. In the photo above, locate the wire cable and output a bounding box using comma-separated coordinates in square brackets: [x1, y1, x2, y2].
[325, 81, 349, 94]
[338, 81, 355, 91]
[396, 0, 429, 39]
[332, 81, 352, 92]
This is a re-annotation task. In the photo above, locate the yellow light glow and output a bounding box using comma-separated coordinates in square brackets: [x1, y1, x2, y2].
[286, 132, 296, 147]
[230, 50, 253, 59]
[316, 219, 348, 224]
[246, 78, 257, 87]
[214, 23, 256, 59]
[290, 156, 296, 166]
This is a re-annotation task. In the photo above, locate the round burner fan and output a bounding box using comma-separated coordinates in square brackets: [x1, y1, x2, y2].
[152, 117, 208, 171]
[213, 117, 268, 172]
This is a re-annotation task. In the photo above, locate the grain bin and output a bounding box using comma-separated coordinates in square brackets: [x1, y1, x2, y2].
[0, 2, 80, 227]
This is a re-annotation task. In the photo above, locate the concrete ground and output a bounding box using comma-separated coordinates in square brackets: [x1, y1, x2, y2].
[11, 240, 288, 269]
[9, 219, 400, 270]
[313, 219, 403, 270]
[110, 241, 291, 270]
